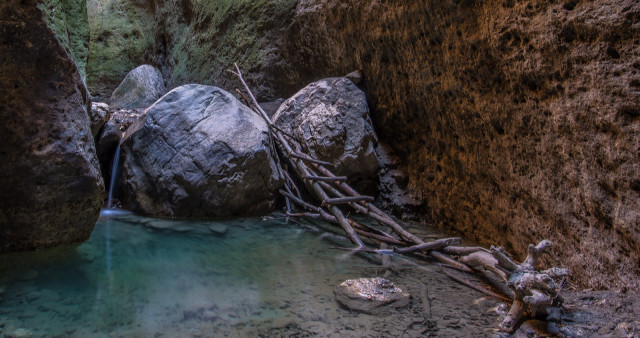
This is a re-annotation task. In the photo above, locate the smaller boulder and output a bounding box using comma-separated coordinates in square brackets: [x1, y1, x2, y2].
[109, 64, 166, 109]
[274, 77, 379, 188]
[334, 277, 410, 315]
[89, 102, 110, 138]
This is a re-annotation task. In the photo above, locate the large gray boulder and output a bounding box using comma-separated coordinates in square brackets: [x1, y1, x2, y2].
[0, 0, 104, 252]
[109, 64, 165, 109]
[120, 84, 282, 217]
[273, 77, 379, 186]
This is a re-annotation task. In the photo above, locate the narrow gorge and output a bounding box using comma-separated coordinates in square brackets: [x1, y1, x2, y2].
[1, 0, 639, 336]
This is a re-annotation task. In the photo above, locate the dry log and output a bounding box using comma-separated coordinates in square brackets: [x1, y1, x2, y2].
[500, 299, 525, 332]
[280, 190, 319, 213]
[323, 196, 375, 205]
[311, 164, 419, 240]
[441, 246, 490, 256]
[304, 175, 348, 182]
[522, 239, 553, 270]
[458, 251, 509, 282]
[291, 153, 334, 166]
[394, 237, 461, 254]
[431, 251, 473, 273]
[493, 240, 569, 333]
[441, 269, 511, 302]
[315, 180, 423, 244]
[491, 245, 518, 272]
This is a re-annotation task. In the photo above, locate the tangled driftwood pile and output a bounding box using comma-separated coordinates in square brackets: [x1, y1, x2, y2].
[230, 65, 568, 333]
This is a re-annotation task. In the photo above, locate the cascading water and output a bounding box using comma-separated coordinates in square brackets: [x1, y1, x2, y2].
[107, 143, 121, 209]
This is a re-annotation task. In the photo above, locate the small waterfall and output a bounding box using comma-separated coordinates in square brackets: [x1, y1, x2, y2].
[107, 143, 121, 209]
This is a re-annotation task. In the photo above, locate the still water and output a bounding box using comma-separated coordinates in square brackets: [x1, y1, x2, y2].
[0, 211, 499, 337]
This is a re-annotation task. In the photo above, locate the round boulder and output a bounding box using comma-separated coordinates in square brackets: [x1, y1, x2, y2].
[120, 84, 282, 217]
[109, 64, 166, 109]
[273, 77, 379, 185]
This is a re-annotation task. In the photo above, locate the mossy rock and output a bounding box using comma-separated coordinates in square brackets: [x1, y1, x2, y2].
[38, 0, 90, 81]
[86, 0, 158, 100]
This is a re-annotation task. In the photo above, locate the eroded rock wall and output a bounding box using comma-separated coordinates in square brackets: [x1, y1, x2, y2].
[0, 0, 104, 251]
[282, 0, 640, 290]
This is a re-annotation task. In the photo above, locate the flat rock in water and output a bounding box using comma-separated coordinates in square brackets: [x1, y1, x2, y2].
[334, 277, 410, 315]
[208, 224, 228, 236]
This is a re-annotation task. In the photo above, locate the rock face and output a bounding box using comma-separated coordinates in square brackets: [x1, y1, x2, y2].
[274, 77, 379, 187]
[120, 84, 282, 217]
[0, 0, 104, 252]
[284, 0, 640, 290]
[109, 64, 166, 109]
[334, 277, 410, 314]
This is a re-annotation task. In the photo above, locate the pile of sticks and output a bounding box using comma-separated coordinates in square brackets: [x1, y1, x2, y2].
[230, 64, 568, 333]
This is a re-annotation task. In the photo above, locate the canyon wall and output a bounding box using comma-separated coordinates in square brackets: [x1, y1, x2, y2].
[86, 0, 640, 289]
[285, 0, 640, 290]
[0, 0, 104, 251]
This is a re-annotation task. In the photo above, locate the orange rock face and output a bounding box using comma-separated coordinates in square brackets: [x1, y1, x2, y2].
[282, 0, 640, 290]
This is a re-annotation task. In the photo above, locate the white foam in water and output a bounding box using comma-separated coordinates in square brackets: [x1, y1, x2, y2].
[99, 208, 132, 217]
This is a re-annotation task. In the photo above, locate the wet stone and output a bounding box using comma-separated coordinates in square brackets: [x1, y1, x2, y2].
[334, 277, 410, 315]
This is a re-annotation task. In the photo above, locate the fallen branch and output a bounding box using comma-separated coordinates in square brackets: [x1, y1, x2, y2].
[323, 196, 375, 205]
[304, 175, 348, 182]
[291, 153, 334, 166]
[394, 237, 461, 254]
[441, 269, 512, 302]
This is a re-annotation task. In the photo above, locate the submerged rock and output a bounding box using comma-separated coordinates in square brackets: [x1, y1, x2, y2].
[274, 77, 379, 188]
[120, 84, 282, 217]
[0, 0, 104, 252]
[334, 277, 410, 315]
[109, 65, 166, 109]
